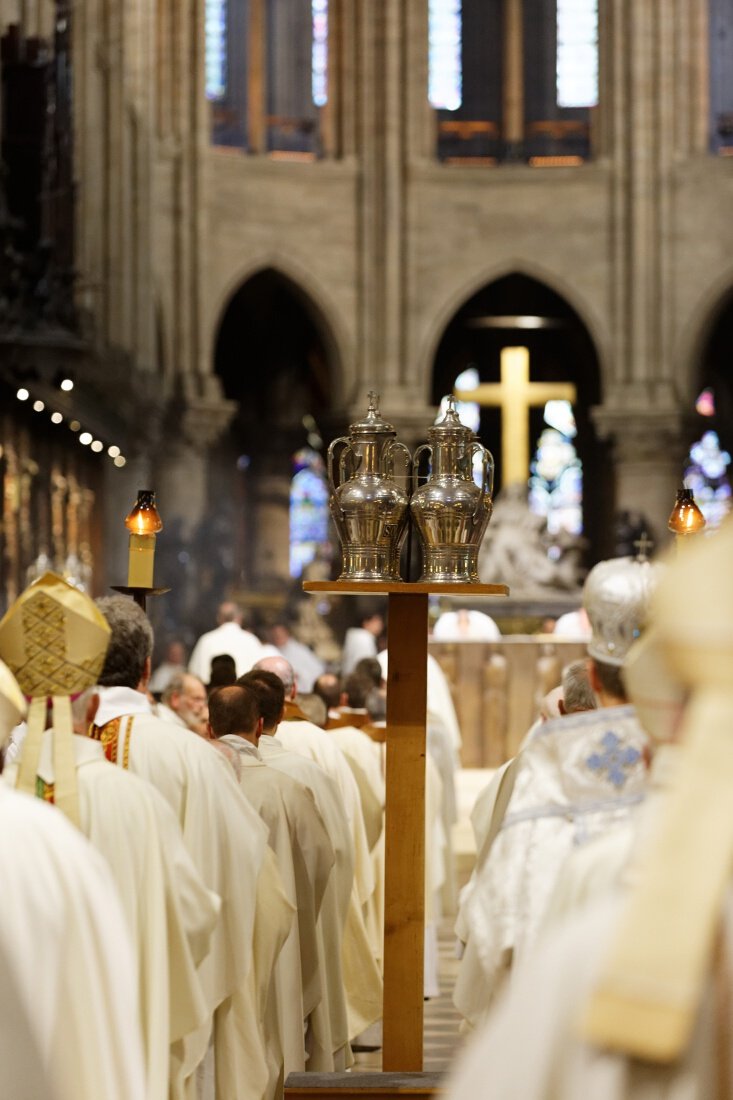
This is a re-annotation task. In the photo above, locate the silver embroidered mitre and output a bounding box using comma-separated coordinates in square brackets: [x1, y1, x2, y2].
[583, 555, 661, 667]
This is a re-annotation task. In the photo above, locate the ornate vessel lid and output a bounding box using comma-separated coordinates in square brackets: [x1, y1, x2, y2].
[348, 391, 397, 439]
[427, 396, 475, 444]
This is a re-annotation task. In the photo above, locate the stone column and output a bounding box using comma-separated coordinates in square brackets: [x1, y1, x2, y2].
[250, 472, 292, 586]
[247, 0, 266, 153]
[593, 406, 689, 550]
[502, 0, 524, 159]
[154, 396, 237, 542]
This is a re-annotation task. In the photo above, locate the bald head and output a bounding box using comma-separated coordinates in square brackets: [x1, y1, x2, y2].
[253, 655, 296, 698]
[217, 601, 242, 626]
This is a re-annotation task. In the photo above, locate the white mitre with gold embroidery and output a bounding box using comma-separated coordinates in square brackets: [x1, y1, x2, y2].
[0, 658, 26, 745]
[583, 553, 661, 667]
[583, 520, 733, 1063]
[0, 573, 110, 825]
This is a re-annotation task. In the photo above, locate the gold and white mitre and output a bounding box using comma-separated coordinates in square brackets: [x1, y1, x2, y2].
[0, 658, 26, 746]
[583, 520, 733, 1063]
[583, 554, 660, 666]
[0, 572, 111, 825]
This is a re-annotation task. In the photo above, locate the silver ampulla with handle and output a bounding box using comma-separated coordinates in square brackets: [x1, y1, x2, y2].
[327, 391, 412, 581]
[410, 395, 494, 582]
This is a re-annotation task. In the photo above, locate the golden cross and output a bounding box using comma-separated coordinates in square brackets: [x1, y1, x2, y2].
[454, 346, 577, 487]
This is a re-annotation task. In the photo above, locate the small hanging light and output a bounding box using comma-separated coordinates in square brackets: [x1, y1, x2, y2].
[667, 488, 706, 538]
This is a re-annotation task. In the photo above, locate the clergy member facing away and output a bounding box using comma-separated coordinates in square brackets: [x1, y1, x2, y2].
[0, 574, 220, 1100]
[0, 655, 146, 1100]
[188, 600, 266, 681]
[251, 657, 383, 974]
[241, 668, 379, 1070]
[91, 595, 277, 1100]
[447, 523, 733, 1100]
[340, 607, 384, 676]
[208, 684, 336, 1088]
[453, 554, 655, 1030]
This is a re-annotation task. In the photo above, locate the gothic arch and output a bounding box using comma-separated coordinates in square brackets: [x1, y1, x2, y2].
[675, 268, 733, 404]
[209, 254, 351, 406]
[417, 258, 610, 402]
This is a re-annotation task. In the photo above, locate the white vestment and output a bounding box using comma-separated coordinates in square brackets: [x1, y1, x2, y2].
[258, 733, 382, 1063]
[7, 732, 219, 1100]
[454, 705, 649, 1028]
[447, 891, 731, 1100]
[155, 700, 188, 728]
[275, 719, 377, 916]
[274, 720, 384, 1027]
[326, 723, 385, 850]
[188, 622, 265, 681]
[277, 638, 325, 693]
[148, 660, 186, 695]
[0, 936, 62, 1100]
[220, 736, 335, 1082]
[377, 649, 463, 751]
[93, 686, 270, 1098]
[0, 781, 145, 1100]
[341, 627, 378, 675]
[432, 609, 501, 641]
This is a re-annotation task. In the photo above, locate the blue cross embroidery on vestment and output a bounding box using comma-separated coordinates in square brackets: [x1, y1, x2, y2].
[586, 731, 641, 789]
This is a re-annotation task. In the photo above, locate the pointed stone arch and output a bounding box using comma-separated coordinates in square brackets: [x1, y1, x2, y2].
[427, 267, 607, 556]
[211, 264, 346, 591]
[209, 254, 351, 406]
[418, 258, 610, 401]
[676, 269, 733, 408]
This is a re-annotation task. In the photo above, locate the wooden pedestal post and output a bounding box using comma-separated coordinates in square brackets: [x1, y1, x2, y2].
[383, 592, 428, 1070]
[302, 581, 507, 1076]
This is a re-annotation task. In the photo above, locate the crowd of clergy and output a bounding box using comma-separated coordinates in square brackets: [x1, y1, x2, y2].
[0, 578, 461, 1100]
[2, 513, 733, 1100]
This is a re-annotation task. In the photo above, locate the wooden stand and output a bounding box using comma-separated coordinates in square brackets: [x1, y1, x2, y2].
[302, 581, 508, 1080]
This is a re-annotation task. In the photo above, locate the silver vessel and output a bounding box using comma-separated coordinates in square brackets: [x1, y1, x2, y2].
[410, 396, 494, 583]
[328, 392, 412, 581]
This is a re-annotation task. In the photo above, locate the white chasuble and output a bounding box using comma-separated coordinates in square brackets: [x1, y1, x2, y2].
[7, 731, 220, 1100]
[267, 726, 384, 1042]
[258, 734, 374, 1067]
[93, 687, 270, 1097]
[0, 781, 145, 1100]
[213, 848, 294, 1100]
[447, 891, 728, 1100]
[454, 705, 649, 1029]
[220, 737, 335, 1081]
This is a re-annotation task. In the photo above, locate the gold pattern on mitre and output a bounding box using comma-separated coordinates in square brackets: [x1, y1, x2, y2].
[0, 572, 110, 697]
[0, 658, 26, 747]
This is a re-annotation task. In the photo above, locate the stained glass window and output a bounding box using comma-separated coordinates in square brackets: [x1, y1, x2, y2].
[205, 0, 227, 101]
[312, 0, 328, 107]
[429, 0, 462, 111]
[684, 428, 732, 530]
[529, 399, 583, 535]
[290, 447, 330, 577]
[556, 0, 598, 109]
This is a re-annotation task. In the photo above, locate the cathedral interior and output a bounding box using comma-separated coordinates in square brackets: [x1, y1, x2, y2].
[1, 0, 733, 648]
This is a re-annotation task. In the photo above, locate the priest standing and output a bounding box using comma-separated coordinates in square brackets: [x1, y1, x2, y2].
[0, 575, 220, 1100]
[92, 595, 275, 1100]
[453, 554, 656, 1029]
[0, 657, 145, 1100]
